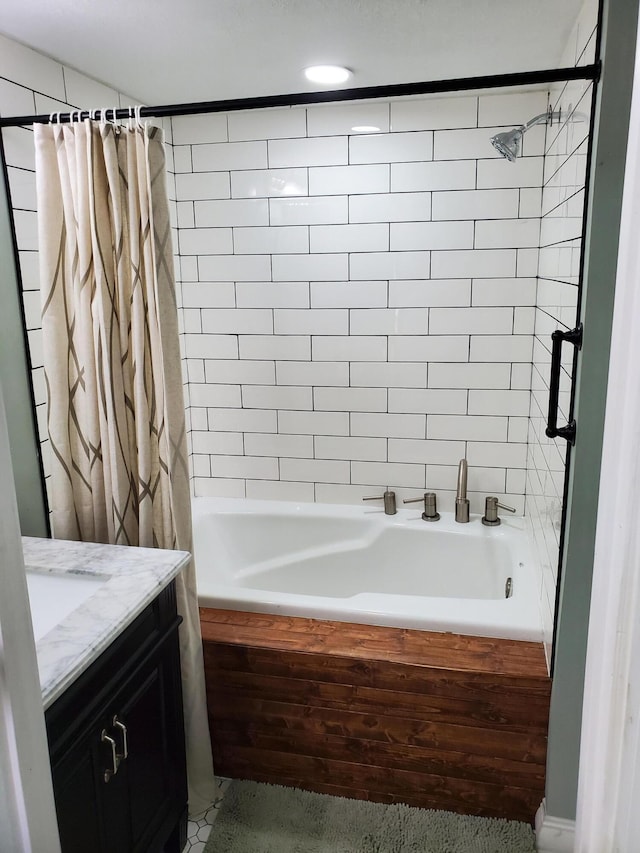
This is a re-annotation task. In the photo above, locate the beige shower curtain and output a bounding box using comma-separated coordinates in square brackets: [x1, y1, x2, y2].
[34, 118, 215, 816]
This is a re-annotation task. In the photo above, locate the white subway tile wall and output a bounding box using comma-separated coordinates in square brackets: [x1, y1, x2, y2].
[526, 0, 597, 656]
[0, 27, 597, 651]
[171, 89, 550, 514]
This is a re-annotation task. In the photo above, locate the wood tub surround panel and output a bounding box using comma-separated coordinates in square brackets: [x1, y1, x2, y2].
[200, 609, 550, 823]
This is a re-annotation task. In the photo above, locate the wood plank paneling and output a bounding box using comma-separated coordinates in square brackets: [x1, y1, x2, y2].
[213, 745, 543, 821]
[214, 727, 546, 788]
[206, 643, 552, 700]
[209, 694, 548, 763]
[206, 668, 550, 731]
[200, 608, 548, 676]
[201, 608, 550, 824]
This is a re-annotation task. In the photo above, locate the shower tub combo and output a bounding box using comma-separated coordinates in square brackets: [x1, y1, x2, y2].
[194, 497, 550, 823]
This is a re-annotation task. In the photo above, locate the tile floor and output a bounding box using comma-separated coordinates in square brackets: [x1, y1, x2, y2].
[183, 777, 232, 853]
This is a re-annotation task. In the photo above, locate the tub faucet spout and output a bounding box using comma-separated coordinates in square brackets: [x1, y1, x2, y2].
[455, 459, 470, 523]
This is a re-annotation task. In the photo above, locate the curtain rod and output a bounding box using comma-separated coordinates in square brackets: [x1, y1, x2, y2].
[0, 64, 600, 129]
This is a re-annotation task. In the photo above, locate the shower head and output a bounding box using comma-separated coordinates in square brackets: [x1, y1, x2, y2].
[491, 107, 562, 162]
[491, 127, 524, 162]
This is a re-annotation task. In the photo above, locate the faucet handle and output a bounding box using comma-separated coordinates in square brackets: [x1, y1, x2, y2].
[403, 492, 440, 522]
[482, 496, 516, 526]
[363, 490, 397, 515]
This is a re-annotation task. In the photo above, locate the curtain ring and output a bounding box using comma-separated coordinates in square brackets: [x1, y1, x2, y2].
[49, 112, 59, 125]
[128, 106, 134, 131]
[135, 105, 144, 130]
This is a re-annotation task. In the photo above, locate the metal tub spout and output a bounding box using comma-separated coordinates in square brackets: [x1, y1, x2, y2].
[455, 459, 470, 523]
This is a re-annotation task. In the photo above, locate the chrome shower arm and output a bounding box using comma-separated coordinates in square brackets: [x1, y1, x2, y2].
[491, 107, 562, 161]
[524, 109, 561, 131]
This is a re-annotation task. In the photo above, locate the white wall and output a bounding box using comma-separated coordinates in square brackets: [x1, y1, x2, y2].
[172, 90, 549, 513]
[575, 15, 640, 842]
[526, 0, 598, 656]
[0, 380, 60, 852]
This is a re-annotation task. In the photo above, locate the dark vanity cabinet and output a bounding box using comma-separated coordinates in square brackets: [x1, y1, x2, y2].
[45, 581, 188, 853]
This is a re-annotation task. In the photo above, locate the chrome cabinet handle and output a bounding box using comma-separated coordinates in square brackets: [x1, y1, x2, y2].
[101, 729, 119, 782]
[112, 715, 128, 760]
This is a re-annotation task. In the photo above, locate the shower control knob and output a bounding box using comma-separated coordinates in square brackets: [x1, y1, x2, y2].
[363, 490, 397, 515]
[481, 496, 517, 526]
[404, 492, 440, 522]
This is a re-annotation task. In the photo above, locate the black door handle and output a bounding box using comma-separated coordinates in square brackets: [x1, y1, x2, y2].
[546, 324, 582, 445]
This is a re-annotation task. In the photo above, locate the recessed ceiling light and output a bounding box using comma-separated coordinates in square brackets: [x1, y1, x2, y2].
[304, 65, 352, 85]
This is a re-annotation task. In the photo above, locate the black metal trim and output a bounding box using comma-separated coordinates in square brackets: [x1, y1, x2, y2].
[0, 130, 51, 534]
[0, 64, 601, 128]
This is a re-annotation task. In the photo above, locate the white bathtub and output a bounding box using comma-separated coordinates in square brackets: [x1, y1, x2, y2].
[192, 497, 543, 643]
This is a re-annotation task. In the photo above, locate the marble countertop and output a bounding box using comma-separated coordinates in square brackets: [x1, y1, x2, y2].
[22, 537, 190, 710]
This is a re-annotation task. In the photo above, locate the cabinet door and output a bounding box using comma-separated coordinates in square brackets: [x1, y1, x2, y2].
[108, 632, 186, 852]
[51, 721, 132, 853]
[50, 738, 104, 853]
[47, 586, 186, 853]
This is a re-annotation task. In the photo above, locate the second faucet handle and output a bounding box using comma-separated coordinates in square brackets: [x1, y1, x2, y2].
[481, 496, 517, 526]
[404, 492, 440, 522]
[363, 490, 397, 515]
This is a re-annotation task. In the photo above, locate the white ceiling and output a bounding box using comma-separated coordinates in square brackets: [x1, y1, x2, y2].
[0, 0, 586, 106]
